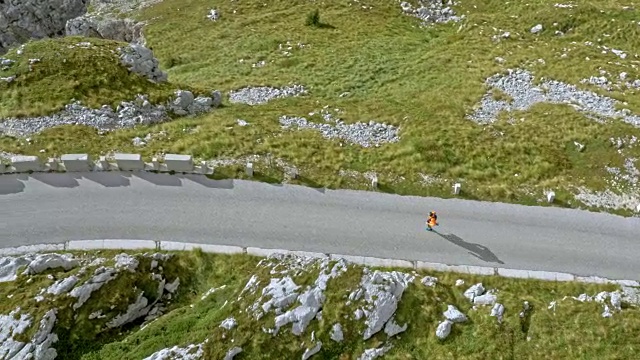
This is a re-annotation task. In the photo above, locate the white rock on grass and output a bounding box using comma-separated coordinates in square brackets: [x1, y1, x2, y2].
[473, 292, 497, 306]
[273, 260, 347, 336]
[443, 305, 467, 323]
[602, 304, 613, 318]
[107, 292, 150, 328]
[165, 277, 180, 294]
[455, 279, 465, 286]
[399, 0, 463, 25]
[143, 342, 206, 360]
[0, 256, 32, 282]
[330, 323, 344, 342]
[463, 283, 485, 302]
[622, 286, 640, 306]
[114, 253, 139, 273]
[224, 347, 243, 360]
[610, 291, 622, 311]
[349, 270, 414, 340]
[435, 319, 453, 340]
[358, 345, 392, 360]
[0, 308, 58, 360]
[421, 276, 438, 287]
[531, 24, 543, 33]
[302, 342, 322, 360]
[384, 316, 408, 337]
[220, 317, 237, 330]
[47, 275, 80, 296]
[490, 303, 505, 322]
[23, 253, 79, 275]
[69, 267, 118, 310]
[261, 277, 300, 314]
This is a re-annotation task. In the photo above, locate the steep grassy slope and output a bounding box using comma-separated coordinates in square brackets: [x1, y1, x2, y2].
[1, 0, 640, 213]
[2, 250, 637, 360]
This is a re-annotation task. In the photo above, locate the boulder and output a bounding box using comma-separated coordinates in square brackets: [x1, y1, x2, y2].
[23, 253, 79, 275]
[224, 347, 243, 360]
[443, 305, 467, 323]
[330, 323, 344, 342]
[473, 293, 497, 306]
[463, 283, 485, 301]
[220, 317, 237, 330]
[47, 276, 80, 295]
[436, 319, 453, 340]
[65, 15, 145, 44]
[118, 44, 167, 83]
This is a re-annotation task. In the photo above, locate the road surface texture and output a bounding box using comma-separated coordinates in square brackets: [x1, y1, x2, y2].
[1, 172, 639, 280]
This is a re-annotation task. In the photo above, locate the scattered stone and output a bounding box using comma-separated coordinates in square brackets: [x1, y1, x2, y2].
[47, 276, 80, 296]
[220, 317, 237, 330]
[279, 115, 400, 148]
[143, 342, 206, 360]
[302, 342, 322, 360]
[455, 279, 465, 286]
[574, 141, 586, 152]
[435, 319, 453, 340]
[69, 267, 118, 310]
[531, 24, 543, 34]
[463, 283, 485, 302]
[468, 69, 640, 128]
[207, 9, 220, 21]
[602, 304, 613, 318]
[443, 305, 467, 323]
[474, 292, 497, 306]
[114, 253, 139, 273]
[224, 347, 243, 360]
[574, 188, 640, 211]
[330, 323, 344, 342]
[383, 317, 408, 337]
[490, 303, 505, 322]
[118, 44, 168, 83]
[610, 291, 622, 311]
[622, 286, 640, 305]
[358, 345, 392, 360]
[421, 276, 438, 287]
[165, 277, 180, 294]
[236, 119, 249, 126]
[228, 85, 307, 105]
[399, 0, 463, 25]
[0, 256, 32, 282]
[22, 253, 79, 276]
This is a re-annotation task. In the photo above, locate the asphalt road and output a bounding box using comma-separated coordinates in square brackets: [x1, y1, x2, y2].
[1, 172, 639, 280]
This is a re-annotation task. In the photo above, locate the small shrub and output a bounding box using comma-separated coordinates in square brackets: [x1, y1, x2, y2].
[305, 9, 321, 27]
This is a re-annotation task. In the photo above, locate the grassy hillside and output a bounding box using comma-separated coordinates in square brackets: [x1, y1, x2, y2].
[0, 37, 179, 118]
[1, 250, 638, 359]
[1, 0, 640, 213]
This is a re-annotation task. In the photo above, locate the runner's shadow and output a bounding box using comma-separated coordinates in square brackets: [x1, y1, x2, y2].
[434, 230, 505, 264]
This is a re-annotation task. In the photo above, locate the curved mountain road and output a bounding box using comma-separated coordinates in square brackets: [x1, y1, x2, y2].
[1, 172, 639, 280]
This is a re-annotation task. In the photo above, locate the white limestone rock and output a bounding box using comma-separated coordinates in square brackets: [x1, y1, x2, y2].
[23, 253, 79, 275]
[436, 319, 453, 340]
[463, 283, 485, 302]
[47, 275, 80, 296]
[443, 305, 467, 323]
[330, 323, 344, 342]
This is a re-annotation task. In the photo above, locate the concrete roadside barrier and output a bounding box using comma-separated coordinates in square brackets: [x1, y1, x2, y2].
[9, 155, 42, 172]
[114, 153, 145, 171]
[67, 239, 156, 250]
[61, 154, 93, 172]
[160, 241, 243, 254]
[164, 154, 194, 173]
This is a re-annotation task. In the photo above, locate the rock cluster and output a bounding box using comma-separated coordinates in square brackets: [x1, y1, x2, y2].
[347, 269, 413, 340]
[66, 15, 146, 44]
[0, 91, 222, 137]
[399, 0, 463, 25]
[0, 0, 88, 54]
[467, 69, 640, 128]
[228, 85, 307, 105]
[118, 44, 168, 83]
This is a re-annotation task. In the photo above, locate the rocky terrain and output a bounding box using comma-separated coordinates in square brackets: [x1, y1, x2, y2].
[1, 250, 638, 359]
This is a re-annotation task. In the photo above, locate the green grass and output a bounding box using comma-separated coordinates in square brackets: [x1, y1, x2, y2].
[2, 0, 640, 214]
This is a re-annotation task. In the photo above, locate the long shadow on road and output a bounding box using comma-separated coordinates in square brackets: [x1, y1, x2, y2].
[433, 230, 505, 264]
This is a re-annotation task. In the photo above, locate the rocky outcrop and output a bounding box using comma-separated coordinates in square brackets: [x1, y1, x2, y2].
[0, 0, 89, 54]
[66, 15, 146, 44]
[118, 44, 167, 83]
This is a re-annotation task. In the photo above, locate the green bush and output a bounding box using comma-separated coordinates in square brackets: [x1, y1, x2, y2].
[305, 9, 321, 27]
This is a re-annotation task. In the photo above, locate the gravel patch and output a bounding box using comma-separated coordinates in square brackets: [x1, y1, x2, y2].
[228, 85, 307, 105]
[399, 0, 463, 25]
[468, 68, 640, 127]
[574, 187, 640, 211]
[279, 113, 400, 148]
[0, 90, 221, 137]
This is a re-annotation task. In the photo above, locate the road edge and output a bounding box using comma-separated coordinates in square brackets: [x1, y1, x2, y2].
[1, 240, 637, 286]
